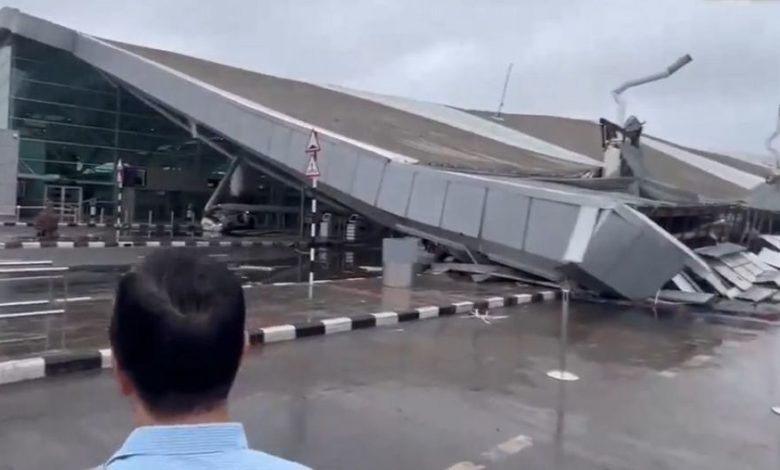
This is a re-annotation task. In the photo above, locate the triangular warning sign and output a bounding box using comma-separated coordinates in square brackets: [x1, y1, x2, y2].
[305, 155, 320, 177]
[306, 129, 321, 153]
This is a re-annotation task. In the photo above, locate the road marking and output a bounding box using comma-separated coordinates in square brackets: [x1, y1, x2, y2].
[446, 463, 485, 470]
[444, 434, 533, 469]
[482, 434, 533, 461]
[683, 354, 713, 367]
[659, 354, 713, 378]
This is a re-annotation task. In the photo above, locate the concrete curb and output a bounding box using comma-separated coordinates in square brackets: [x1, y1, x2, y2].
[0, 239, 295, 250]
[0, 289, 560, 387]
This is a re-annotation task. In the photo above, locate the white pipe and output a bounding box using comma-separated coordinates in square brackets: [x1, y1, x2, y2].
[767, 104, 780, 169]
[612, 54, 692, 125]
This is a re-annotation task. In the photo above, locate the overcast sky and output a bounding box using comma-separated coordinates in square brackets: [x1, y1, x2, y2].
[4, 0, 780, 158]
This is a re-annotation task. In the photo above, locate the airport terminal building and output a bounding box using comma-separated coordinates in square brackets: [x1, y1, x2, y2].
[0, 7, 773, 299]
[0, 14, 302, 226]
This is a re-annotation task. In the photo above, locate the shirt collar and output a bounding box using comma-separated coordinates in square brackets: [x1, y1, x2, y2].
[108, 422, 248, 463]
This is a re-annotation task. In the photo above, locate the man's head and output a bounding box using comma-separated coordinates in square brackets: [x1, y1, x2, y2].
[110, 249, 246, 420]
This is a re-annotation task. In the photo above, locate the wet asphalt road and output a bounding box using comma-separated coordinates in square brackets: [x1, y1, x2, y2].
[2, 301, 780, 469]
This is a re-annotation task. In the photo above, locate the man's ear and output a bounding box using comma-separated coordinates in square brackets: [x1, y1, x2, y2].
[112, 354, 134, 397]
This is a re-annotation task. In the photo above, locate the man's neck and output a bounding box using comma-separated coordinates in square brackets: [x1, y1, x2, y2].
[134, 403, 231, 427]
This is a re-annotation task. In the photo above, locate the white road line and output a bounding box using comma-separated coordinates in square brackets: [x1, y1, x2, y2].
[445, 434, 533, 470]
[659, 354, 713, 378]
[482, 434, 533, 462]
[682, 354, 713, 368]
[446, 463, 485, 470]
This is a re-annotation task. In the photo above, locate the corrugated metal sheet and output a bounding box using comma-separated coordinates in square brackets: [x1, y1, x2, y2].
[761, 235, 780, 251]
[658, 290, 716, 304]
[758, 248, 780, 269]
[671, 273, 700, 293]
[711, 262, 753, 290]
[695, 243, 746, 259]
[735, 286, 776, 303]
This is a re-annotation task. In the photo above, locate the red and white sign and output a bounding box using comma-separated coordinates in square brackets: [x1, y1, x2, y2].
[305, 155, 321, 178]
[306, 129, 321, 154]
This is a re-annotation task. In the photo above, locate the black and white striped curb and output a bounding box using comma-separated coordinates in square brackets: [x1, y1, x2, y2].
[0, 239, 295, 250]
[3, 222, 201, 230]
[0, 348, 112, 386]
[0, 290, 559, 387]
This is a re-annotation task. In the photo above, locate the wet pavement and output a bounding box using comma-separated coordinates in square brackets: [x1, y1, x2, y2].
[0, 246, 393, 360]
[0, 250, 536, 361]
[1, 300, 779, 469]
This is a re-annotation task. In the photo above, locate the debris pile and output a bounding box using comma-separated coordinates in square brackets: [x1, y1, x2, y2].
[660, 236, 780, 310]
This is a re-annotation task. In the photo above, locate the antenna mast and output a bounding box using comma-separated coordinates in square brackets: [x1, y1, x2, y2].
[494, 62, 514, 120]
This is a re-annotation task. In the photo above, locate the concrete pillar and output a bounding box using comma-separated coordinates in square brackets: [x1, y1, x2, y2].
[382, 237, 419, 288]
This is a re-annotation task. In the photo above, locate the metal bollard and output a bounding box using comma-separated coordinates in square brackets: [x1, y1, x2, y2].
[15, 205, 20, 222]
[99, 208, 104, 224]
[546, 279, 579, 382]
[148, 210, 153, 226]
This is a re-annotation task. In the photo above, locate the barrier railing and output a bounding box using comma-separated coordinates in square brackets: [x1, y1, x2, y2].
[0, 261, 69, 351]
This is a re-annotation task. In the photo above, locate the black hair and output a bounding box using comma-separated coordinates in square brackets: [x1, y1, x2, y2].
[110, 249, 246, 417]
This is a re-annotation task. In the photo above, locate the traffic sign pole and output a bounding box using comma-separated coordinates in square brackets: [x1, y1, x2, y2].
[305, 129, 322, 293]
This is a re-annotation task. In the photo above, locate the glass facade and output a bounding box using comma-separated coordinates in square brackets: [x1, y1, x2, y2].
[7, 36, 227, 222]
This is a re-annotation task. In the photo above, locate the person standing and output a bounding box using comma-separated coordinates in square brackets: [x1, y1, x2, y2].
[101, 249, 309, 469]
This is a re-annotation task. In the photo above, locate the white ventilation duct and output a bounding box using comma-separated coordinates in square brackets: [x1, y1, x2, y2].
[767, 104, 780, 170]
[612, 54, 693, 126]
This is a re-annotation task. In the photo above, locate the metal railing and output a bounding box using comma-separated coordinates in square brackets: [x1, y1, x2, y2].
[0, 261, 69, 351]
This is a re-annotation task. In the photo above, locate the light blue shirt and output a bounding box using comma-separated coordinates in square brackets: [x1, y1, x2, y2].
[102, 423, 309, 469]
